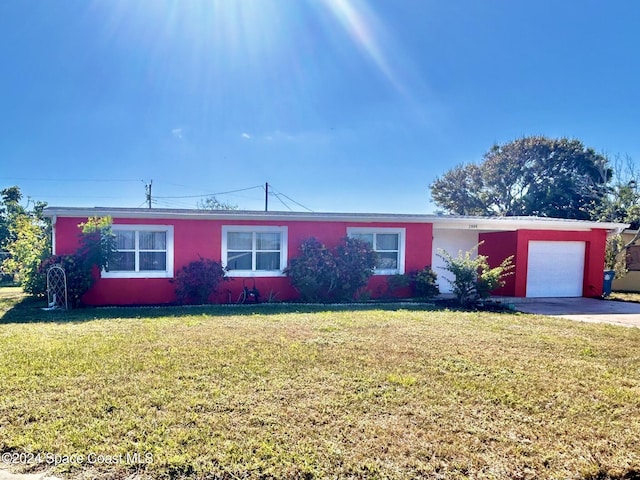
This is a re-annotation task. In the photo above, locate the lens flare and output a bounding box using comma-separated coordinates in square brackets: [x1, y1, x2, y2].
[318, 0, 405, 94]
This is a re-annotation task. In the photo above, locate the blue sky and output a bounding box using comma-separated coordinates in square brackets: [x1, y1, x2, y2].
[1, 0, 639, 214]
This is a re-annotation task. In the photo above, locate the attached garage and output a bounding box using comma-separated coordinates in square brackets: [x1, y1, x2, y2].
[525, 241, 585, 297]
[464, 219, 625, 299]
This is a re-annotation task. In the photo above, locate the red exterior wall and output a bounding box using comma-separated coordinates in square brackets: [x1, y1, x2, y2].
[478, 231, 518, 296]
[53, 217, 433, 306]
[480, 229, 607, 298]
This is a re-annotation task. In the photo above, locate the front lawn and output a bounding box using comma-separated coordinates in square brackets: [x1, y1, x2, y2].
[608, 291, 640, 304]
[1, 291, 639, 479]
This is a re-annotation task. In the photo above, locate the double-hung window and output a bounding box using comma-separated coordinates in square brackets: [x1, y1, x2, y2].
[103, 225, 174, 278]
[222, 226, 287, 277]
[347, 227, 405, 275]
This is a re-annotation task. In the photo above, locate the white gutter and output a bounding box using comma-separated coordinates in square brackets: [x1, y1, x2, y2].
[42, 206, 628, 232]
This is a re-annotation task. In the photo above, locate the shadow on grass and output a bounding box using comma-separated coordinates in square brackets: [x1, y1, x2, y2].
[0, 294, 519, 325]
[583, 469, 640, 480]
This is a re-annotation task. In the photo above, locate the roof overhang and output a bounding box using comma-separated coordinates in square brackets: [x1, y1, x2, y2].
[430, 215, 628, 232]
[43, 206, 629, 232]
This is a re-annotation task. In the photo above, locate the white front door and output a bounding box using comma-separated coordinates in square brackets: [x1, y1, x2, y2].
[432, 230, 479, 294]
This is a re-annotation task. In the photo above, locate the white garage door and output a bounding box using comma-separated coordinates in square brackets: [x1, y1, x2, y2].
[526, 241, 585, 297]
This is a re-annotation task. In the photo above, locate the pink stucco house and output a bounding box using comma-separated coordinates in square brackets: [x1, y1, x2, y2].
[44, 207, 626, 306]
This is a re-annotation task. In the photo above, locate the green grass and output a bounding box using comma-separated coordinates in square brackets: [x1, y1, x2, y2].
[1, 288, 640, 479]
[608, 291, 640, 304]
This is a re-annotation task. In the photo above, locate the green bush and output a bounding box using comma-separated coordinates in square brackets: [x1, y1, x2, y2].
[386, 273, 412, 297]
[284, 238, 337, 302]
[412, 266, 440, 299]
[26, 216, 115, 307]
[437, 243, 513, 307]
[173, 258, 227, 305]
[333, 237, 377, 301]
[77, 216, 117, 271]
[28, 255, 94, 307]
[285, 237, 377, 302]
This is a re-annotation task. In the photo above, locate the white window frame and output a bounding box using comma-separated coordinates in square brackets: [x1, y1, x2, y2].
[102, 225, 174, 279]
[347, 227, 406, 275]
[221, 225, 288, 277]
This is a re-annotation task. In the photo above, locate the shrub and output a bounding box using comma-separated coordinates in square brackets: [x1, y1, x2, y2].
[412, 266, 440, 299]
[25, 216, 116, 307]
[77, 216, 117, 271]
[284, 238, 338, 302]
[437, 243, 513, 307]
[28, 255, 94, 307]
[333, 237, 377, 301]
[386, 273, 412, 297]
[285, 237, 377, 302]
[174, 258, 227, 305]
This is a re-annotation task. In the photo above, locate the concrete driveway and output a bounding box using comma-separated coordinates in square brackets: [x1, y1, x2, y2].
[513, 297, 640, 328]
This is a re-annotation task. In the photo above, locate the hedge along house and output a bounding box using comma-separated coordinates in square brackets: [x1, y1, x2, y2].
[44, 207, 627, 306]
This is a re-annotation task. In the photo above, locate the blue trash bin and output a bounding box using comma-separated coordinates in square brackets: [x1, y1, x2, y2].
[603, 270, 615, 297]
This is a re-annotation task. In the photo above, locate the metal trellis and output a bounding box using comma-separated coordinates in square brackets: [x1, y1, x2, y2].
[46, 265, 68, 310]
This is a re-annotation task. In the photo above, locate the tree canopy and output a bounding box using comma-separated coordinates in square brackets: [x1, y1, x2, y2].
[0, 186, 25, 251]
[0, 186, 50, 285]
[197, 196, 238, 210]
[592, 155, 640, 228]
[430, 136, 611, 219]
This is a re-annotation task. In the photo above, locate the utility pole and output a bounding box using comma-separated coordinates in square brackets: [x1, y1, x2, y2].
[265, 182, 269, 212]
[145, 180, 153, 209]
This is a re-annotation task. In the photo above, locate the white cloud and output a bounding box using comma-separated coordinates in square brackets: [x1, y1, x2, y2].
[241, 132, 252, 139]
[172, 128, 184, 140]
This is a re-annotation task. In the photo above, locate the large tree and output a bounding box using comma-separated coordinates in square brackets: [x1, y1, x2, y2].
[0, 186, 25, 251]
[592, 155, 640, 228]
[0, 186, 50, 285]
[593, 155, 640, 273]
[430, 136, 611, 219]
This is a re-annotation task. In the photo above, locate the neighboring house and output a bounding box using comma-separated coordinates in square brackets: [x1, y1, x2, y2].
[43, 207, 627, 306]
[612, 229, 640, 292]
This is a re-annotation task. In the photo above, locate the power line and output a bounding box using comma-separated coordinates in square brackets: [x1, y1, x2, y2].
[151, 198, 197, 209]
[277, 191, 314, 212]
[272, 191, 293, 211]
[23, 194, 129, 199]
[154, 185, 264, 199]
[0, 177, 143, 183]
[268, 184, 314, 212]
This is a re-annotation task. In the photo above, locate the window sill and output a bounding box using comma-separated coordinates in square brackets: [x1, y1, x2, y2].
[372, 270, 402, 276]
[226, 271, 286, 278]
[101, 271, 174, 279]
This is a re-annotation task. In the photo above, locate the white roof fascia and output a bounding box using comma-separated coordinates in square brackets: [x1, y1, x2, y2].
[430, 216, 628, 232]
[42, 207, 628, 232]
[43, 207, 434, 224]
